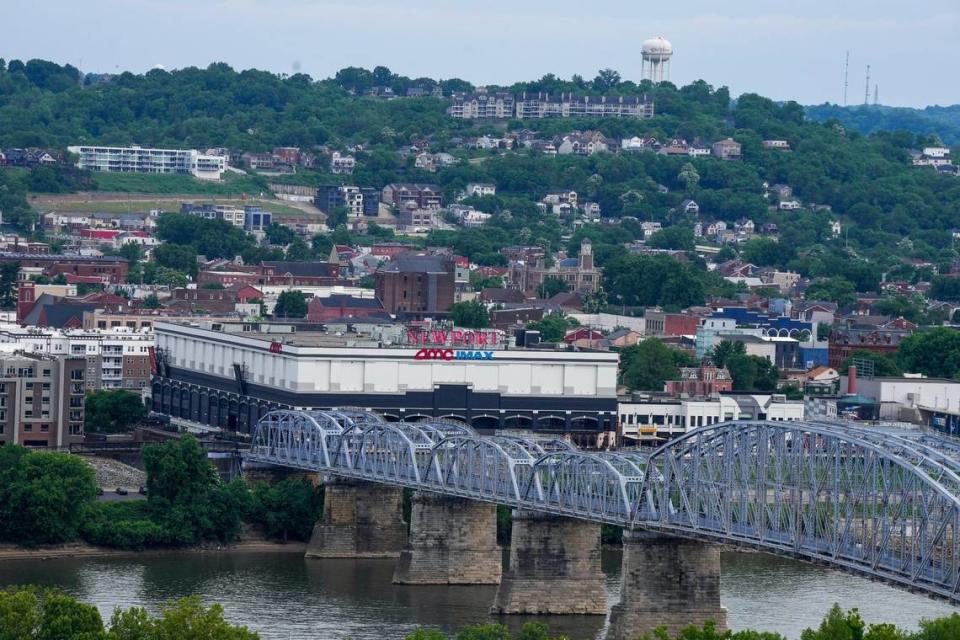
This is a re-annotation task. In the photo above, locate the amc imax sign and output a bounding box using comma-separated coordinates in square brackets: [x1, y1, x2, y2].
[414, 349, 495, 361]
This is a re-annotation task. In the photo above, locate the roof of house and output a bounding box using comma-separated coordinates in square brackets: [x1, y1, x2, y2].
[480, 288, 526, 304]
[310, 295, 383, 309]
[261, 261, 335, 277]
[379, 254, 450, 274]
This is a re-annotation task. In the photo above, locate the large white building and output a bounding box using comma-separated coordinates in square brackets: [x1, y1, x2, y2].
[0, 325, 154, 391]
[619, 393, 805, 445]
[68, 145, 227, 180]
[151, 321, 619, 441]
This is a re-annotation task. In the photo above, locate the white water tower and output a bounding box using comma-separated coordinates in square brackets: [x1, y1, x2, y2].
[641, 36, 673, 83]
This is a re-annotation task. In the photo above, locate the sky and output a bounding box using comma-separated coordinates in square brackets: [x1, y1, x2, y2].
[3, 0, 958, 107]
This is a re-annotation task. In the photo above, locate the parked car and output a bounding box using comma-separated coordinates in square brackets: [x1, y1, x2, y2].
[116, 487, 128, 495]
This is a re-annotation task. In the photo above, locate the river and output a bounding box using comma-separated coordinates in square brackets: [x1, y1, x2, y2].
[0, 551, 955, 639]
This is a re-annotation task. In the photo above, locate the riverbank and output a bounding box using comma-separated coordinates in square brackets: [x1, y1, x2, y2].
[0, 538, 307, 562]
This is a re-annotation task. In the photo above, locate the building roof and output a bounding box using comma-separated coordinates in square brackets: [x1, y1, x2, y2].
[311, 295, 384, 309]
[379, 254, 450, 274]
[261, 261, 335, 277]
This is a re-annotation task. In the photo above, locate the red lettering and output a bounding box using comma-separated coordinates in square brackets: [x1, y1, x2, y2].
[477, 332, 488, 345]
[407, 330, 420, 344]
[414, 348, 455, 361]
[442, 349, 454, 361]
[452, 330, 464, 344]
[431, 330, 448, 344]
[490, 331, 498, 345]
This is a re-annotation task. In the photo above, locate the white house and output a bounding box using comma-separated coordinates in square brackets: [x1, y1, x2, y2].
[465, 183, 496, 198]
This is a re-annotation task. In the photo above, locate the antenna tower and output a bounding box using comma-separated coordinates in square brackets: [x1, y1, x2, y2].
[843, 50, 849, 106]
[864, 65, 871, 105]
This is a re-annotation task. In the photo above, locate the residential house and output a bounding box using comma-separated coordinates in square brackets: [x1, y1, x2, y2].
[680, 199, 700, 215]
[465, 183, 496, 198]
[762, 140, 791, 151]
[330, 152, 356, 175]
[382, 183, 443, 209]
[711, 138, 742, 160]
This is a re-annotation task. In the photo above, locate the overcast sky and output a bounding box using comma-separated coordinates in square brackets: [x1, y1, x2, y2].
[4, 0, 957, 107]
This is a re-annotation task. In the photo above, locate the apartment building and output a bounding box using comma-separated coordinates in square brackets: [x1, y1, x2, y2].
[381, 183, 443, 209]
[315, 185, 380, 218]
[329, 152, 356, 175]
[514, 93, 654, 119]
[0, 325, 154, 391]
[0, 350, 86, 448]
[180, 203, 246, 228]
[67, 145, 227, 180]
[447, 92, 515, 119]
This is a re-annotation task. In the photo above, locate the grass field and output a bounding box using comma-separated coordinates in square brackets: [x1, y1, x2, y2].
[90, 171, 270, 195]
[32, 197, 310, 217]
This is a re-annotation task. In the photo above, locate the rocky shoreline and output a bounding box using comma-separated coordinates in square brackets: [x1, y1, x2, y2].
[0, 538, 308, 562]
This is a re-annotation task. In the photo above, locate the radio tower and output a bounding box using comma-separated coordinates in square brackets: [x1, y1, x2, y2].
[864, 65, 871, 105]
[843, 50, 850, 106]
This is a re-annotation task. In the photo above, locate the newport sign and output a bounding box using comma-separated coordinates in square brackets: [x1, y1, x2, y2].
[407, 329, 500, 347]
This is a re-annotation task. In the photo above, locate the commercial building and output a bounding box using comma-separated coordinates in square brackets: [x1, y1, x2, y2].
[828, 325, 913, 369]
[150, 321, 619, 441]
[0, 325, 154, 391]
[67, 145, 227, 180]
[375, 254, 455, 316]
[838, 374, 960, 429]
[619, 393, 805, 445]
[0, 350, 86, 448]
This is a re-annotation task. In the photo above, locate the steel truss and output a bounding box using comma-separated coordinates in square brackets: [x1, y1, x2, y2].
[246, 411, 960, 603]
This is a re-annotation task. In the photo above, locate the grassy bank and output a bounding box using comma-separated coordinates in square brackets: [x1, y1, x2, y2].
[91, 171, 269, 195]
[31, 196, 308, 216]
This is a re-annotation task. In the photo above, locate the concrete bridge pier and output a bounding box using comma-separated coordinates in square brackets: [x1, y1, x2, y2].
[607, 531, 727, 640]
[305, 476, 406, 558]
[392, 491, 501, 584]
[491, 509, 606, 614]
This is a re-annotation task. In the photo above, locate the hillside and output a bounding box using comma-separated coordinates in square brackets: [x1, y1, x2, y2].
[1, 59, 960, 308]
[805, 104, 960, 146]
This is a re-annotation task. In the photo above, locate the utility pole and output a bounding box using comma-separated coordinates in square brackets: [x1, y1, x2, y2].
[874, 84, 879, 106]
[843, 50, 850, 106]
[864, 65, 871, 105]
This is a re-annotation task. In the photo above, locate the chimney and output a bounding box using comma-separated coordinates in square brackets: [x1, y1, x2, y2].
[847, 365, 857, 395]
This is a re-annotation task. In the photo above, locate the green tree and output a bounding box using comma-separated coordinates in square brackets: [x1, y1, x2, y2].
[914, 613, 960, 640]
[285, 238, 312, 261]
[154, 243, 198, 277]
[840, 350, 902, 377]
[0, 446, 97, 544]
[805, 277, 857, 307]
[527, 313, 578, 343]
[108, 596, 259, 640]
[0, 263, 20, 309]
[711, 340, 746, 368]
[800, 604, 865, 640]
[265, 223, 296, 246]
[727, 354, 779, 391]
[897, 328, 960, 378]
[647, 227, 695, 251]
[449, 300, 489, 328]
[619, 338, 694, 392]
[273, 290, 308, 318]
[84, 390, 148, 434]
[142, 437, 250, 545]
[249, 477, 323, 542]
[536, 276, 569, 299]
[142, 294, 163, 309]
[741, 238, 785, 268]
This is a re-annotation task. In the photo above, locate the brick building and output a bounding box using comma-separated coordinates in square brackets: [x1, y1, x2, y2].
[381, 183, 443, 209]
[375, 254, 455, 316]
[828, 325, 914, 370]
[0, 253, 129, 284]
[306, 294, 385, 322]
[664, 364, 734, 397]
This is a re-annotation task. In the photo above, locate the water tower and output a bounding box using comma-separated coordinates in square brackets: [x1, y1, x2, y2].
[641, 36, 673, 83]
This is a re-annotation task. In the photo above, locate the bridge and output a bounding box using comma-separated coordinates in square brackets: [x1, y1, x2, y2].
[244, 410, 960, 638]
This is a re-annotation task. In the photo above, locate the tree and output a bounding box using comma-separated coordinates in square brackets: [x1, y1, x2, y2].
[619, 339, 694, 391]
[805, 277, 857, 307]
[109, 595, 259, 639]
[712, 340, 746, 368]
[153, 243, 198, 277]
[265, 223, 296, 246]
[273, 290, 307, 318]
[727, 354, 779, 391]
[592, 68, 621, 92]
[527, 313, 578, 343]
[741, 238, 785, 268]
[0, 263, 20, 309]
[897, 328, 960, 378]
[142, 294, 162, 309]
[152, 267, 189, 288]
[285, 238, 311, 261]
[840, 350, 902, 377]
[931, 276, 960, 302]
[536, 276, 569, 299]
[85, 390, 148, 433]
[678, 162, 700, 193]
[249, 477, 323, 542]
[0, 446, 97, 544]
[449, 300, 489, 329]
[0, 587, 104, 640]
[647, 227, 695, 251]
[800, 604, 865, 640]
[142, 437, 251, 545]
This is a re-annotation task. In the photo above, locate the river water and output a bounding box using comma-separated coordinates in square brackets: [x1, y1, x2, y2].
[0, 551, 955, 640]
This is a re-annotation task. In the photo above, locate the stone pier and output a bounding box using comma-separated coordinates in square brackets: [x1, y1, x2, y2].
[607, 531, 727, 640]
[305, 477, 406, 558]
[392, 492, 501, 584]
[491, 509, 606, 614]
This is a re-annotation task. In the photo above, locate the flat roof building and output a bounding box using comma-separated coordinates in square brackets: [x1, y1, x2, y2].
[67, 145, 227, 180]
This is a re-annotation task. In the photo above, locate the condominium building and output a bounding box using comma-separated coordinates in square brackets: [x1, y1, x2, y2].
[67, 145, 227, 180]
[514, 93, 654, 119]
[447, 92, 515, 119]
[0, 325, 154, 391]
[180, 203, 246, 228]
[0, 349, 86, 448]
[315, 185, 380, 218]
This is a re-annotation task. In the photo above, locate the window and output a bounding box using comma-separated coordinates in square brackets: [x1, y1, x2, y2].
[24, 423, 32, 431]
[42, 369, 51, 377]
[40, 424, 49, 432]
[70, 370, 84, 381]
